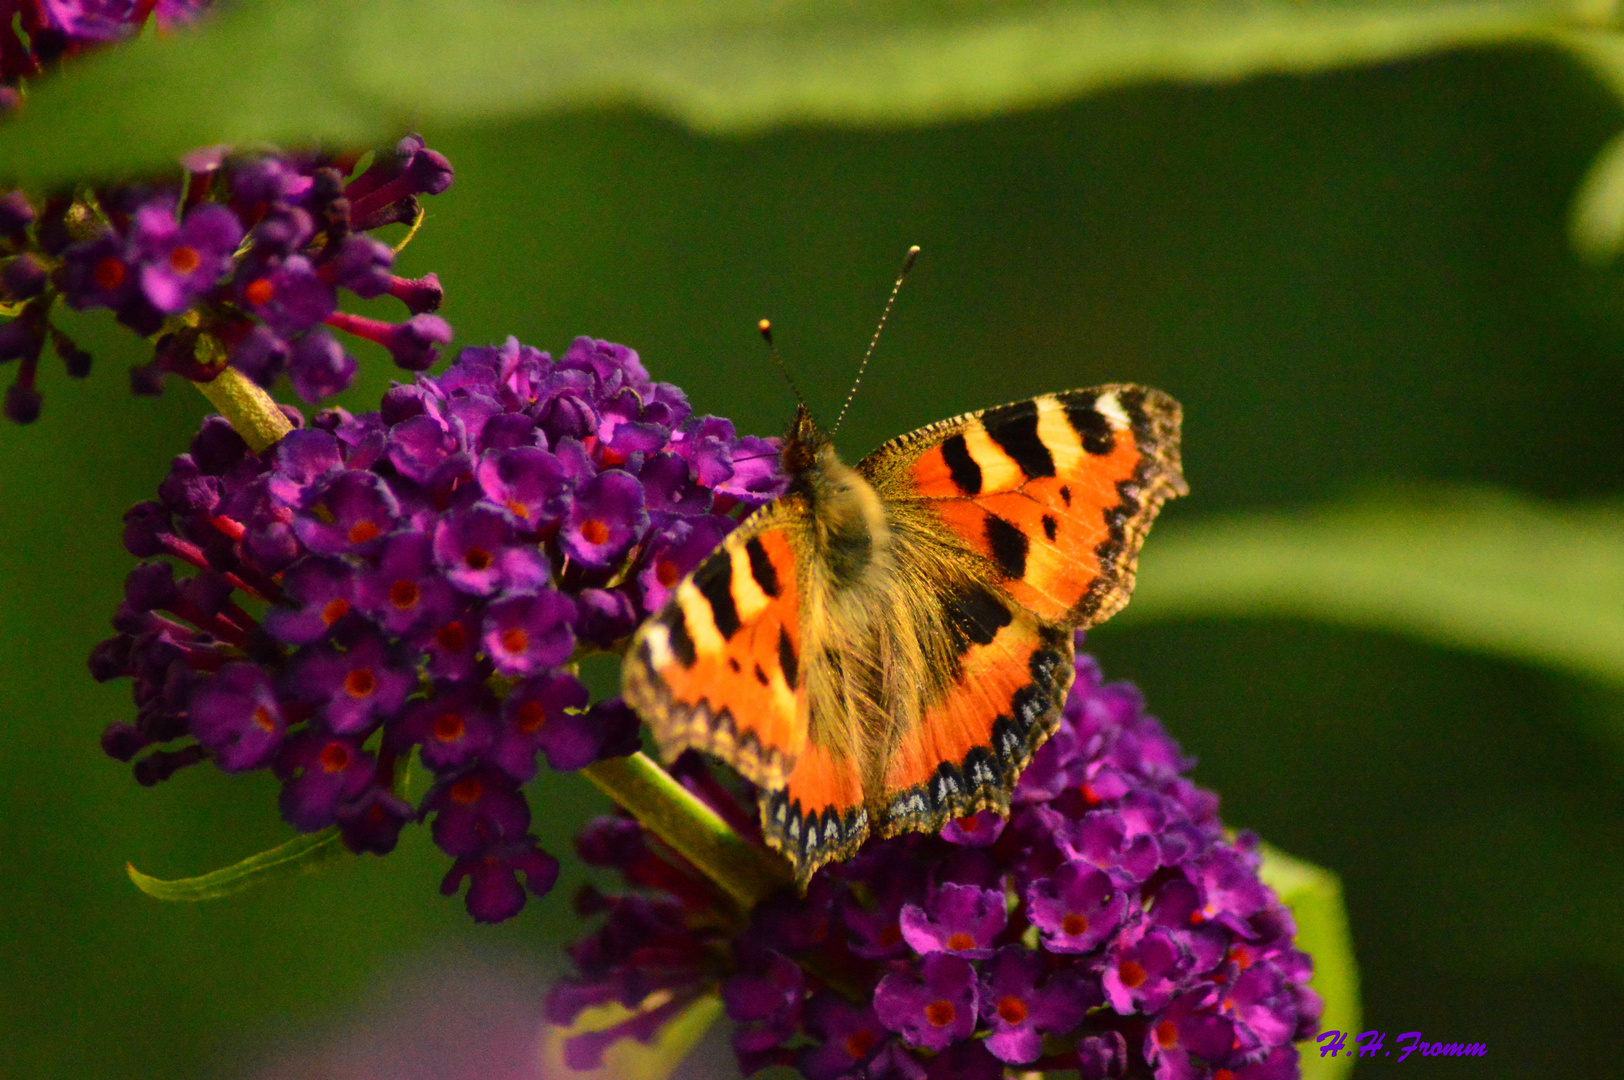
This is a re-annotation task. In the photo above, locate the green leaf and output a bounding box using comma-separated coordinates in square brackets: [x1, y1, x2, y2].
[1559, 31, 1624, 262]
[0, 0, 1599, 186]
[1259, 845, 1360, 1080]
[540, 992, 723, 1080]
[1568, 125, 1624, 263]
[1122, 486, 1624, 687]
[126, 827, 351, 902]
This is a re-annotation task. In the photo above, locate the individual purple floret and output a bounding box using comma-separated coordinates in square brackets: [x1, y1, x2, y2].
[551, 642, 1323, 1078]
[0, 130, 458, 423]
[898, 881, 1006, 958]
[239, 254, 336, 336]
[490, 670, 591, 779]
[433, 505, 551, 597]
[275, 729, 376, 831]
[874, 953, 980, 1052]
[354, 531, 457, 634]
[1027, 860, 1129, 953]
[797, 994, 890, 1080]
[131, 201, 243, 314]
[398, 682, 498, 772]
[977, 946, 1095, 1064]
[561, 470, 649, 569]
[326, 311, 454, 371]
[481, 590, 577, 677]
[282, 630, 417, 736]
[441, 838, 561, 924]
[186, 662, 286, 772]
[94, 336, 785, 922]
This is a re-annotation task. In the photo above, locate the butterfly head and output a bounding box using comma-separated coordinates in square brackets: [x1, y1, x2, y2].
[780, 403, 830, 485]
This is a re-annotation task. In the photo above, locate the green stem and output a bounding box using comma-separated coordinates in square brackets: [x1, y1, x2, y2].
[582, 752, 792, 911]
[191, 367, 294, 454]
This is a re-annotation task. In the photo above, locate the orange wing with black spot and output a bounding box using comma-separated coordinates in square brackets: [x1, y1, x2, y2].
[873, 385, 1186, 626]
[622, 510, 810, 792]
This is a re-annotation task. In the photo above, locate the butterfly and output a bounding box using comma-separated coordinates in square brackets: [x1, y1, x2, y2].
[623, 385, 1186, 888]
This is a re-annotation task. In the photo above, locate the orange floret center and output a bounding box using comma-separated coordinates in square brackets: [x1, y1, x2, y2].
[93, 256, 126, 290]
[168, 246, 201, 274]
[515, 700, 547, 733]
[243, 277, 274, 305]
[343, 669, 376, 698]
[996, 996, 1028, 1025]
[433, 712, 465, 743]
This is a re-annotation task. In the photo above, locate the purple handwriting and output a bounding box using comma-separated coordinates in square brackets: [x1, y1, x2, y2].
[1316, 1030, 1487, 1061]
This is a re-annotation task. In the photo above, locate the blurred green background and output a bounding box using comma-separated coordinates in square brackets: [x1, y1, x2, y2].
[1, 5, 1622, 1078]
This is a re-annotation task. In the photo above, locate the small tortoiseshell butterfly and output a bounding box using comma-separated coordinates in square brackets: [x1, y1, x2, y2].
[623, 376, 1186, 887]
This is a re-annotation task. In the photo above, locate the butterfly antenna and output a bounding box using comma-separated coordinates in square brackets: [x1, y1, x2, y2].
[758, 318, 810, 413]
[830, 244, 920, 438]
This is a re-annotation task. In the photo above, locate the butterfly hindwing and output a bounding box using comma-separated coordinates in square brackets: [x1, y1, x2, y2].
[760, 741, 869, 879]
[881, 590, 1075, 833]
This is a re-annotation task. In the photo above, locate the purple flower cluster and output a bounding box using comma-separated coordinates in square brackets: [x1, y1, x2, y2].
[92, 336, 785, 921]
[0, 135, 453, 422]
[0, 0, 211, 103]
[550, 646, 1323, 1079]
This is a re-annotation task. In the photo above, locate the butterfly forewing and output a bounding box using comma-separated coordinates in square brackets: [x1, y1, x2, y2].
[864, 385, 1187, 626]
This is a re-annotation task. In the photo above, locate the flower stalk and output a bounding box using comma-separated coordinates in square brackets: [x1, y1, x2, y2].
[190, 366, 292, 453]
[581, 752, 792, 912]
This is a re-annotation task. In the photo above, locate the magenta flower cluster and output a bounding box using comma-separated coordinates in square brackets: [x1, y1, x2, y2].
[0, 0, 211, 105]
[0, 134, 453, 422]
[92, 336, 784, 921]
[550, 646, 1323, 1080]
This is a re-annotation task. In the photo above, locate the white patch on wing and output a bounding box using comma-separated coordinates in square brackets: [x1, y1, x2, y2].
[641, 623, 673, 669]
[1094, 390, 1131, 430]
